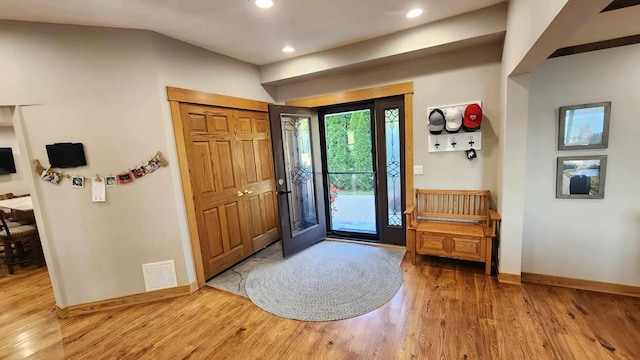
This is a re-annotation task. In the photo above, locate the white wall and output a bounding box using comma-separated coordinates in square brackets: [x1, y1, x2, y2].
[277, 42, 502, 197]
[524, 44, 640, 286]
[1, 21, 274, 307]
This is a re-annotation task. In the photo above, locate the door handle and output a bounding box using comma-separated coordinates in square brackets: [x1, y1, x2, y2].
[244, 189, 253, 194]
[277, 190, 292, 195]
[236, 191, 244, 197]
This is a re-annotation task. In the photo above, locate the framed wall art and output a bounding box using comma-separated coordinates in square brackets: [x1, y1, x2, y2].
[558, 101, 611, 150]
[556, 155, 607, 199]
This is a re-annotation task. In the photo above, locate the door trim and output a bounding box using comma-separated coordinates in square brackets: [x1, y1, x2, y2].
[284, 82, 414, 244]
[284, 82, 413, 108]
[167, 87, 269, 112]
[167, 87, 271, 288]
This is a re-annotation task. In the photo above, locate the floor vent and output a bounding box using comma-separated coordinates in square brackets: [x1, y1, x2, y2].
[142, 260, 178, 292]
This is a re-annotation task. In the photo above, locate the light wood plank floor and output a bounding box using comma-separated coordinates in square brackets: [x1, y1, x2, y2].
[1, 257, 639, 359]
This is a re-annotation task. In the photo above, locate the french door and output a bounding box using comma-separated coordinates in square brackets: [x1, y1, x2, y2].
[268, 96, 405, 256]
[320, 97, 405, 245]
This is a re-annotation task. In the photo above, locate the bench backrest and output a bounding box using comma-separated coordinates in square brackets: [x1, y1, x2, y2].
[415, 189, 490, 223]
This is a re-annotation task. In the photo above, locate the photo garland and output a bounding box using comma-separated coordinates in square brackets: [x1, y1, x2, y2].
[34, 151, 168, 186]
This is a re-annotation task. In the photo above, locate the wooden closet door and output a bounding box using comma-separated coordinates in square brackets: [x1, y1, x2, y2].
[180, 104, 251, 279]
[235, 110, 279, 251]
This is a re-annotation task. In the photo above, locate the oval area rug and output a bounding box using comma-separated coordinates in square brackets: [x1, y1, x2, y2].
[245, 241, 405, 321]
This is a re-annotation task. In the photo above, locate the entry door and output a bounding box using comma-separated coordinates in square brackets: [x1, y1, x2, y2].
[319, 96, 405, 245]
[269, 105, 327, 257]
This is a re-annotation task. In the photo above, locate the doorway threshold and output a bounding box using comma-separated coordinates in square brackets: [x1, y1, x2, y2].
[325, 236, 406, 251]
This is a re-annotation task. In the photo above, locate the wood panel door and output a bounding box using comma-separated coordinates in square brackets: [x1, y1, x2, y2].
[180, 103, 251, 278]
[235, 110, 279, 251]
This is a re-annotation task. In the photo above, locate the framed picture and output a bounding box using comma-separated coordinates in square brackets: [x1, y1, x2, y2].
[556, 155, 607, 199]
[558, 101, 611, 150]
[105, 175, 117, 187]
[71, 175, 85, 189]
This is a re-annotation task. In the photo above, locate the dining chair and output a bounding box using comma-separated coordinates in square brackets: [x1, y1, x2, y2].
[0, 210, 44, 274]
[0, 192, 15, 221]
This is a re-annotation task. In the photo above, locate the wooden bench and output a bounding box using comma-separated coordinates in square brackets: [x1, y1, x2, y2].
[404, 190, 501, 275]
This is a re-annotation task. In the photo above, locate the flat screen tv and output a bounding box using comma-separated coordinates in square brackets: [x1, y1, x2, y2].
[0, 147, 17, 175]
[46, 142, 87, 168]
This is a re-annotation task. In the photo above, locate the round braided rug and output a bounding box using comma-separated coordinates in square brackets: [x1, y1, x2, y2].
[246, 241, 404, 321]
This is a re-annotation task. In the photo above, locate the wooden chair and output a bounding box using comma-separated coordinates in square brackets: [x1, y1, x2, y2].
[0, 211, 44, 274]
[0, 192, 15, 221]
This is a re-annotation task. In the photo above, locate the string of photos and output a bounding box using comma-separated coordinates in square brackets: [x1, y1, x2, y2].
[33, 151, 168, 188]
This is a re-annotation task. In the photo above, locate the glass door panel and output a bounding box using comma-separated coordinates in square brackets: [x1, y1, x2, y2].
[269, 104, 326, 257]
[384, 108, 402, 227]
[280, 116, 318, 236]
[323, 109, 378, 235]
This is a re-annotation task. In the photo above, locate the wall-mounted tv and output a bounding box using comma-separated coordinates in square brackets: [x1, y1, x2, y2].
[46, 142, 87, 168]
[0, 147, 17, 175]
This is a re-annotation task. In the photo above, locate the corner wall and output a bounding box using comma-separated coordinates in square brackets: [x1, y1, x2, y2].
[524, 44, 640, 286]
[1, 21, 274, 307]
[276, 42, 503, 196]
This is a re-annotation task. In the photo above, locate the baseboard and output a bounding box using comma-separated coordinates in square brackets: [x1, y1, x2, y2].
[56, 281, 197, 318]
[521, 272, 640, 298]
[497, 272, 521, 285]
[325, 237, 406, 251]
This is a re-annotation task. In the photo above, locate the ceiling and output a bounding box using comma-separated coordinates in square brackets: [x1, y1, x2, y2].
[0, 0, 505, 65]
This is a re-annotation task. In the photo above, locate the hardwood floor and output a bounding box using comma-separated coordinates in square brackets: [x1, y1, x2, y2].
[1, 257, 638, 359]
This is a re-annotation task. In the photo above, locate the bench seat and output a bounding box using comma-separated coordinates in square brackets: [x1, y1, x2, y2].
[405, 189, 501, 275]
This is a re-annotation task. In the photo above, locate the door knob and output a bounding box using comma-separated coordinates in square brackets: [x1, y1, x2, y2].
[236, 191, 244, 197]
[244, 189, 253, 194]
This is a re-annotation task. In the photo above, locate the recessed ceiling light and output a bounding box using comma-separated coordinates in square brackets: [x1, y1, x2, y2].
[406, 9, 423, 18]
[282, 46, 295, 53]
[255, 0, 273, 9]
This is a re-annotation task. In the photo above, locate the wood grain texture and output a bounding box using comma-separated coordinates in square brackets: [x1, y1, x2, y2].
[404, 93, 413, 210]
[166, 87, 269, 112]
[170, 93, 280, 285]
[170, 100, 206, 288]
[498, 271, 522, 285]
[2, 261, 639, 359]
[409, 190, 500, 275]
[522, 272, 640, 298]
[284, 82, 413, 108]
[55, 283, 196, 318]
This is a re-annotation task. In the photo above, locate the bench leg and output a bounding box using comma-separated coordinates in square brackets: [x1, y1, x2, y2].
[485, 237, 493, 275]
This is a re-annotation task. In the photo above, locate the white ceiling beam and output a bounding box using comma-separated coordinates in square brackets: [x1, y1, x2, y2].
[259, 3, 507, 86]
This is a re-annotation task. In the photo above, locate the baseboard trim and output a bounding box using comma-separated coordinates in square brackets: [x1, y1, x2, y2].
[325, 237, 406, 251]
[521, 272, 640, 298]
[56, 282, 197, 318]
[497, 272, 521, 285]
